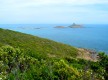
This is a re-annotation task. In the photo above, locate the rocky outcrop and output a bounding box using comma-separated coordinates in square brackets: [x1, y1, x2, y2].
[77, 48, 97, 61]
[54, 26, 65, 28]
[69, 23, 83, 28]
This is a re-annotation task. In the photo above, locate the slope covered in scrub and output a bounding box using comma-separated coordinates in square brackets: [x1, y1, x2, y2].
[0, 28, 108, 80]
[0, 28, 78, 59]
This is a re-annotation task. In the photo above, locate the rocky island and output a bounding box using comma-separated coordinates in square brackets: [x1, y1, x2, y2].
[68, 23, 83, 28]
[54, 26, 65, 28]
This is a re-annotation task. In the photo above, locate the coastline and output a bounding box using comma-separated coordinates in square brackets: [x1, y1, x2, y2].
[77, 48, 98, 61]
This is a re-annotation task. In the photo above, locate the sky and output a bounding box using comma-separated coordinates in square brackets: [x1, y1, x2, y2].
[0, 0, 108, 24]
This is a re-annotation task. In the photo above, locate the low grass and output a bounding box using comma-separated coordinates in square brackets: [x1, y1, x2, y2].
[0, 28, 78, 59]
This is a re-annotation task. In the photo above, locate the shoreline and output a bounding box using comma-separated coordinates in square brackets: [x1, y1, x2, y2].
[77, 48, 98, 61]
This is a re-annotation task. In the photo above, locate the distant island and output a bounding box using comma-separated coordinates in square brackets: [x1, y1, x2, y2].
[68, 23, 83, 28]
[54, 23, 83, 28]
[54, 26, 65, 28]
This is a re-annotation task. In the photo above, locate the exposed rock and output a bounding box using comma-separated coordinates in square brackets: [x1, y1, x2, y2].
[69, 23, 83, 28]
[77, 48, 97, 61]
[54, 26, 65, 28]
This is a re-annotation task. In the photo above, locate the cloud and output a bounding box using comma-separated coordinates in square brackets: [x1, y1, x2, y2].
[1, 0, 108, 10]
[0, 0, 108, 24]
[1, 0, 108, 8]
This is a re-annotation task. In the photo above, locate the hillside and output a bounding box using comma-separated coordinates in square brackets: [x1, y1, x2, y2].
[0, 28, 108, 80]
[0, 28, 78, 59]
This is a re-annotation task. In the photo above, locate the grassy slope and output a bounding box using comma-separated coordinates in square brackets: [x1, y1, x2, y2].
[0, 28, 106, 80]
[0, 28, 78, 59]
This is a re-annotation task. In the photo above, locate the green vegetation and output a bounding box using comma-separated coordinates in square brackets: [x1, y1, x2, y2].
[0, 28, 108, 80]
[0, 28, 77, 59]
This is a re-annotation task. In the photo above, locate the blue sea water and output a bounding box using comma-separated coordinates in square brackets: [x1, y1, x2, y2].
[0, 24, 108, 53]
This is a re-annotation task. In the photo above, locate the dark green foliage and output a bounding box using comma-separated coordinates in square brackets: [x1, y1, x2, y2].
[52, 59, 80, 80]
[0, 45, 79, 80]
[98, 52, 108, 80]
[0, 45, 107, 80]
[0, 45, 39, 79]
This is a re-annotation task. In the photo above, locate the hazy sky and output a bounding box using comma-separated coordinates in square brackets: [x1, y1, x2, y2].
[0, 0, 108, 24]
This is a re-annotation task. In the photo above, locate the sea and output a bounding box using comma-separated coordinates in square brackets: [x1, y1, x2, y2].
[0, 24, 108, 54]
